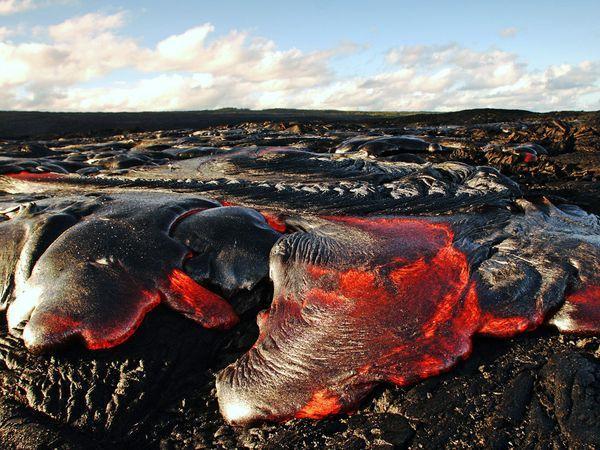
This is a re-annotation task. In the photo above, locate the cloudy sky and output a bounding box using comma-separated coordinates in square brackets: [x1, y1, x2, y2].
[1, 0, 599, 112]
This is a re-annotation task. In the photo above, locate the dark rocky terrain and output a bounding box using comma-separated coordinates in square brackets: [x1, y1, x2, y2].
[0, 109, 598, 449]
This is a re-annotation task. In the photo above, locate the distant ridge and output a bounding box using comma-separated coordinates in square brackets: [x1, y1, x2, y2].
[0, 108, 596, 140]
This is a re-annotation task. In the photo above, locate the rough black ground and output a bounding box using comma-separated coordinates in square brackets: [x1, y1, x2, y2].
[0, 109, 598, 449]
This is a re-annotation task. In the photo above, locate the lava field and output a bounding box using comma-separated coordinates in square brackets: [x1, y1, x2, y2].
[0, 109, 598, 449]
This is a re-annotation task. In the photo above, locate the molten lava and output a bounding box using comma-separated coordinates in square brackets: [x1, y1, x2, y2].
[216, 210, 600, 425]
[8, 171, 60, 180]
[164, 268, 239, 330]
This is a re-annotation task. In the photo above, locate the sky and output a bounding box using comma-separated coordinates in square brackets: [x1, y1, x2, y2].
[0, 0, 599, 112]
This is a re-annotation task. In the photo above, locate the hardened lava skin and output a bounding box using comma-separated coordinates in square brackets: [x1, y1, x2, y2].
[0, 194, 281, 353]
[216, 200, 600, 425]
[0, 147, 521, 215]
[335, 135, 444, 160]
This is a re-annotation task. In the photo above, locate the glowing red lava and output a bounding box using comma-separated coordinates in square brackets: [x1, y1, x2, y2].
[297, 389, 342, 419]
[164, 268, 239, 330]
[551, 285, 600, 334]
[7, 171, 61, 180]
[217, 211, 600, 425]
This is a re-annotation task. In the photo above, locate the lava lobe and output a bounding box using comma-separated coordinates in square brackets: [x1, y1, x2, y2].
[0, 195, 281, 353]
[216, 201, 600, 425]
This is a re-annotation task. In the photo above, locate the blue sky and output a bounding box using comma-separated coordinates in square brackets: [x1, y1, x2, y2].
[1, 0, 599, 111]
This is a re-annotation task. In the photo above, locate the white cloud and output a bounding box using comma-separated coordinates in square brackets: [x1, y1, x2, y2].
[499, 27, 518, 38]
[385, 44, 526, 90]
[365, 44, 599, 110]
[0, 0, 69, 16]
[0, 0, 69, 15]
[0, 12, 337, 110]
[0, 26, 13, 39]
[0, 0, 33, 15]
[48, 10, 125, 41]
[0, 12, 598, 112]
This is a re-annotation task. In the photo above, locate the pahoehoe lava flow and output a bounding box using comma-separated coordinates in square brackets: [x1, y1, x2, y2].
[0, 110, 599, 448]
[0, 195, 281, 352]
[217, 204, 600, 424]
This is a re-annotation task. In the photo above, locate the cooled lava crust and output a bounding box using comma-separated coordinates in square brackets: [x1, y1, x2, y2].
[0, 110, 599, 449]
